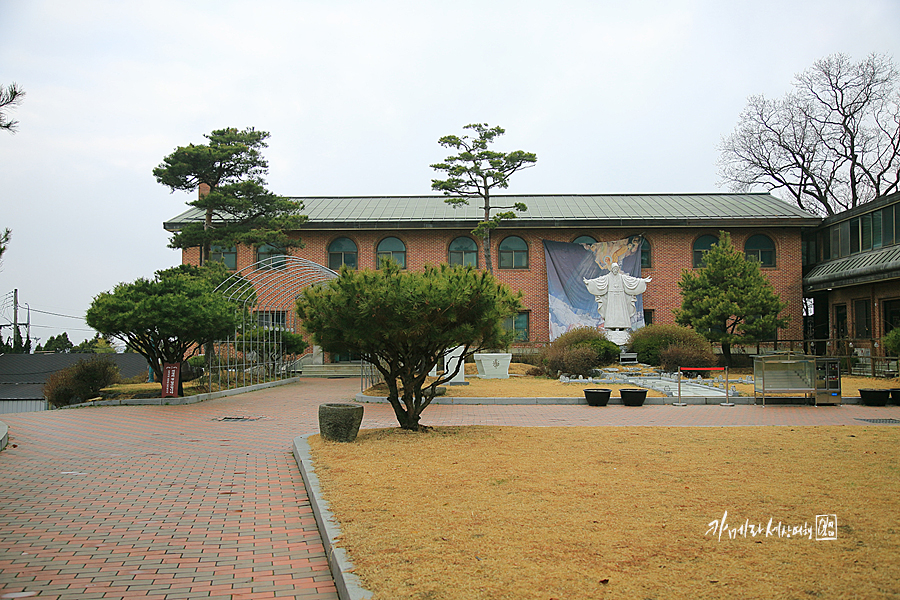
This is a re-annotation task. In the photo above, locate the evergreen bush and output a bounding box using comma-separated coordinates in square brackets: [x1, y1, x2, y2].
[660, 344, 718, 373]
[44, 357, 120, 408]
[629, 324, 711, 366]
[883, 328, 900, 357]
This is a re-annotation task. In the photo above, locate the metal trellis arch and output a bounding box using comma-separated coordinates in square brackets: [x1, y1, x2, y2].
[205, 256, 338, 392]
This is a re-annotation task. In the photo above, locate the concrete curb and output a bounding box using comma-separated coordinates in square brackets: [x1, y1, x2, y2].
[355, 392, 859, 405]
[292, 434, 373, 600]
[61, 377, 303, 409]
[0, 420, 7, 450]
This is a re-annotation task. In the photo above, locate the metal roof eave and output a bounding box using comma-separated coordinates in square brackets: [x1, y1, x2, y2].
[165, 217, 818, 232]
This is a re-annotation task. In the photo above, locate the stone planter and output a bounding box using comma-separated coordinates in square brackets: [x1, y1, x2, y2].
[620, 388, 648, 406]
[473, 353, 512, 379]
[584, 388, 611, 406]
[318, 403, 364, 442]
[859, 388, 890, 407]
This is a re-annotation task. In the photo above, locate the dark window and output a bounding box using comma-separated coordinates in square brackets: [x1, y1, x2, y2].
[839, 221, 851, 256]
[861, 214, 873, 251]
[745, 234, 776, 267]
[643, 309, 654, 326]
[573, 235, 596, 245]
[883, 299, 900, 335]
[377, 237, 406, 269]
[448, 237, 478, 267]
[499, 236, 529, 269]
[692, 235, 718, 268]
[209, 246, 237, 270]
[256, 244, 286, 269]
[883, 205, 894, 246]
[640, 238, 652, 269]
[835, 304, 848, 338]
[328, 237, 358, 270]
[504, 312, 529, 341]
[255, 310, 286, 329]
[850, 218, 860, 254]
[854, 299, 872, 338]
[872, 211, 883, 249]
[830, 226, 840, 259]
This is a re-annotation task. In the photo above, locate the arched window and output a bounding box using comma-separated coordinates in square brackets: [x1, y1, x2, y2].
[328, 237, 358, 270]
[640, 238, 652, 269]
[449, 237, 478, 267]
[693, 234, 718, 268]
[256, 244, 286, 270]
[377, 237, 406, 269]
[745, 234, 776, 267]
[499, 236, 529, 269]
[573, 235, 596, 245]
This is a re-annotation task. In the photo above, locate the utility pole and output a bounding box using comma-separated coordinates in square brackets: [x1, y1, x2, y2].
[13, 289, 17, 337]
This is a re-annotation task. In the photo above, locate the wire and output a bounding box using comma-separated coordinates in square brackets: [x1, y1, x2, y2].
[26, 307, 86, 320]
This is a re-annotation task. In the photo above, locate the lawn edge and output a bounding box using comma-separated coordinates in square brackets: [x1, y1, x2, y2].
[293, 433, 374, 600]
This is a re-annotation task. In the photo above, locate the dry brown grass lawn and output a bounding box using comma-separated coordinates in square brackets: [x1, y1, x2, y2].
[309, 426, 900, 600]
[363, 363, 900, 399]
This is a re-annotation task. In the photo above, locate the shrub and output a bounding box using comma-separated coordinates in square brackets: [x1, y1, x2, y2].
[563, 346, 599, 377]
[575, 338, 621, 366]
[541, 344, 566, 376]
[883, 328, 900, 357]
[629, 324, 711, 366]
[538, 327, 608, 376]
[552, 326, 605, 349]
[660, 344, 718, 373]
[44, 357, 120, 408]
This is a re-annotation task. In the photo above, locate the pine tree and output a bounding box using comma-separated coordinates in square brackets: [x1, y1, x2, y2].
[675, 231, 789, 364]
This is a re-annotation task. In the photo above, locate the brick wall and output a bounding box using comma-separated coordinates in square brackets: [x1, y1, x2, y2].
[181, 226, 806, 342]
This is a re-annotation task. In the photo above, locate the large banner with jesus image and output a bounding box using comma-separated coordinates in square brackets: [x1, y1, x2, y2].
[543, 236, 646, 341]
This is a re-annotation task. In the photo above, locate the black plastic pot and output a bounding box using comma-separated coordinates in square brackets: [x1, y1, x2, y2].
[318, 403, 365, 442]
[859, 388, 890, 407]
[889, 388, 900, 404]
[584, 388, 611, 406]
[620, 388, 648, 406]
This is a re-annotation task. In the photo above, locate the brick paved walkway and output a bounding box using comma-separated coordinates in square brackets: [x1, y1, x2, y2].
[2, 378, 898, 599]
[0, 379, 357, 600]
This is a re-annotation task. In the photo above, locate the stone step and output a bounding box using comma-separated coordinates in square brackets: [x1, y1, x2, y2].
[300, 364, 362, 378]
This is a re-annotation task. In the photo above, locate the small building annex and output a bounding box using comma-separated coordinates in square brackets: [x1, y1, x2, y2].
[804, 190, 900, 356]
[165, 192, 817, 354]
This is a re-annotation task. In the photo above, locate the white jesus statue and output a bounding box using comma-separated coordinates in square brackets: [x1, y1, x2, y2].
[583, 262, 651, 330]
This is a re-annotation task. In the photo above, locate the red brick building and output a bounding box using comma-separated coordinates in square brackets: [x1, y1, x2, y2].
[165, 193, 818, 349]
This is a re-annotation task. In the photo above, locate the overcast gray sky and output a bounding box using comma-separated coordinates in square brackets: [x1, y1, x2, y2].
[1, 0, 899, 345]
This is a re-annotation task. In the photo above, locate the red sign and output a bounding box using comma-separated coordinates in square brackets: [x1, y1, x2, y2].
[162, 363, 181, 398]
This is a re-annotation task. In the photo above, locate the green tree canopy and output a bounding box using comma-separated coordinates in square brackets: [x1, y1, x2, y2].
[0, 325, 30, 354]
[154, 127, 307, 263]
[41, 332, 74, 353]
[72, 333, 117, 354]
[675, 232, 789, 364]
[0, 83, 25, 133]
[296, 262, 522, 430]
[85, 264, 240, 395]
[431, 123, 537, 273]
[0, 228, 11, 269]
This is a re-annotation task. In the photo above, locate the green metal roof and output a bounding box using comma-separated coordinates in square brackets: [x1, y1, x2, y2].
[164, 193, 820, 231]
[804, 244, 900, 291]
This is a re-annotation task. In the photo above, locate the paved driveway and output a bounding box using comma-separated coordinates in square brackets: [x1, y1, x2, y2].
[2, 378, 898, 599]
[0, 379, 360, 600]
